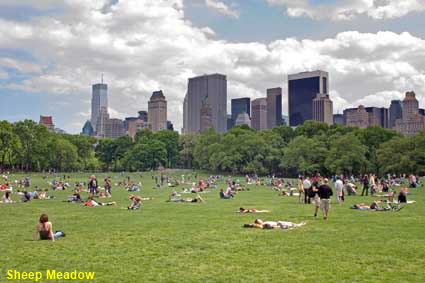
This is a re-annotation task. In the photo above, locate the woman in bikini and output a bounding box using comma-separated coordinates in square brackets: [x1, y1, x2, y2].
[34, 214, 65, 241]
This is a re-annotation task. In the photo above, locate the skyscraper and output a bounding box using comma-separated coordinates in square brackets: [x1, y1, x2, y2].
[148, 90, 167, 132]
[231, 98, 251, 128]
[389, 100, 403, 129]
[312, 93, 333, 125]
[183, 74, 227, 133]
[288, 70, 329, 126]
[91, 82, 108, 132]
[96, 106, 110, 138]
[395, 91, 425, 135]
[251, 98, 267, 130]
[365, 107, 389, 128]
[200, 101, 213, 133]
[266, 87, 283, 129]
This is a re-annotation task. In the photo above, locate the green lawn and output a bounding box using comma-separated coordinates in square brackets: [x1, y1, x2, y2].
[1, 171, 424, 283]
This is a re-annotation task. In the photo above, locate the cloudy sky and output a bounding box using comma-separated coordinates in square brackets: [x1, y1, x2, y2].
[1, 0, 425, 133]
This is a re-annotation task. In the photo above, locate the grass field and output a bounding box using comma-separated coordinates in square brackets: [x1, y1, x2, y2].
[0, 171, 424, 283]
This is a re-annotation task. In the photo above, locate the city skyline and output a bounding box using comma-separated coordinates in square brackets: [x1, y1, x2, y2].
[0, 0, 425, 133]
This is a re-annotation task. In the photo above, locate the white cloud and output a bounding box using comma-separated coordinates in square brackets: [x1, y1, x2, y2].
[0, 0, 425, 134]
[266, 0, 425, 21]
[0, 70, 9, 80]
[205, 0, 240, 18]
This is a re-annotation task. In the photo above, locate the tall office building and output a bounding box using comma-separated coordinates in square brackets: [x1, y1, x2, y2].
[266, 88, 283, 129]
[91, 82, 108, 132]
[288, 70, 329, 126]
[182, 74, 227, 134]
[231, 98, 251, 128]
[344, 105, 369, 128]
[389, 100, 403, 129]
[395, 91, 425, 135]
[105, 119, 125, 138]
[148, 90, 167, 132]
[200, 101, 213, 133]
[312, 93, 333, 125]
[365, 107, 389, 128]
[96, 106, 110, 138]
[251, 98, 267, 130]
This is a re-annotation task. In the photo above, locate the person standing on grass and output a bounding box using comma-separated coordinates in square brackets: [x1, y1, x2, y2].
[318, 178, 333, 220]
[303, 177, 311, 204]
[88, 175, 98, 195]
[334, 176, 344, 204]
[361, 174, 369, 196]
[104, 177, 112, 196]
[297, 177, 304, 203]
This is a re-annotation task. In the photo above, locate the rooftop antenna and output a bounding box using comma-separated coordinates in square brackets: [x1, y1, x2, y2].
[101, 73, 104, 84]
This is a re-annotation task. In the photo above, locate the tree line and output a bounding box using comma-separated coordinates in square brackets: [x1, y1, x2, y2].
[1, 119, 424, 176]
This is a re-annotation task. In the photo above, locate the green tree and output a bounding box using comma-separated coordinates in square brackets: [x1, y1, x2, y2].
[154, 130, 179, 168]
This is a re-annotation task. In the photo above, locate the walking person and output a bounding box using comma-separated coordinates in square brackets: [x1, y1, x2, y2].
[318, 178, 333, 220]
[334, 176, 344, 205]
[361, 175, 369, 196]
[303, 177, 311, 204]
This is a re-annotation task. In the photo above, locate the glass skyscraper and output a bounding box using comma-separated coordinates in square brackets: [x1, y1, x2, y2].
[389, 100, 403, 129]
[91, 83, 108, 132]
[288, 70, 328, 127]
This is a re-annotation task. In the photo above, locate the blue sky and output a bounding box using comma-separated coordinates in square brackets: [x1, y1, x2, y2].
[0, 0, 425, 133]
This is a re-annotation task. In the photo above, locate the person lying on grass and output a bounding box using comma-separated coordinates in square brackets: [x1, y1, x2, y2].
[243, 219, 306, 229]
[350, 201, 404, 211]
[34, 214, 65, 241]
[238, 207, 270, 213]
[167, 195, 204, 203]
[84, 196, 116, 206]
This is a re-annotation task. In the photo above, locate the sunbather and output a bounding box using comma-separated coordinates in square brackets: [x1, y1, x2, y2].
[244, 219, 306, 229]
[238, 207, 270, 213]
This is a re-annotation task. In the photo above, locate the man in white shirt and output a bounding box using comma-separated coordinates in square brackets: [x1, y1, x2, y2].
[334, 177, 344, 204]
[303, 177, 311, 204]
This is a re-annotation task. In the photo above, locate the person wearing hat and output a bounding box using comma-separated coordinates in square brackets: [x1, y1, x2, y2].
[317, 178, 333, 220]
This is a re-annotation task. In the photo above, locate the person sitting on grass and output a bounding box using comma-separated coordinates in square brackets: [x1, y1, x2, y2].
[238, 207, 270, 213]
[66, 193, 83, 203]
[1, 191, 13, 203]
[219, 189, 234, 199]
[128, 195, 142, 210]
[243, 219, 306, 229]
[34, 214, 65, 241]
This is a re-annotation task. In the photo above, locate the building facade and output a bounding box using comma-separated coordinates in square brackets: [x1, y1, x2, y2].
[251, 98, 267, 130]
[333, 114, 344, 125]
[395, 91, 425, 135]
[266, 87, 283, 129]
[389, 100, 403, 129]
[148, 90, 167, 132]
[365, 107, 389, 128]
[91, 83, 108, 132]
[81, 120, 94, 136]
[288, 70, 329, 126]
[312, 93, 333, 125]
[231, 98, 251, 129]
[344, 105, 369, 128]
[39, 116, 55, 132]
[200, 101, 213, 133]
[182, 74, 227, 133]
[105, 118, 125, 138]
